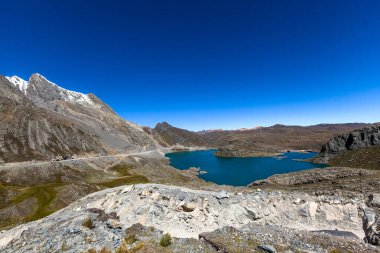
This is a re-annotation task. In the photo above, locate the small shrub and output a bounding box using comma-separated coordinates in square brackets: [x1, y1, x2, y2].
[99, 247, 112, 253]
[82, 217, 94, 229]
[130, 242, 144, 252]
[159, 233, 172, 247]
[124, 233, 137, 244]
[329, 249, 343, 253]
[149, 226, 155, 232]
[115, 241, 128, 253]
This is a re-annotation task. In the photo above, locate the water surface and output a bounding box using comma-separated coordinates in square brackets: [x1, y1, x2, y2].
[166, 150, 326, 186]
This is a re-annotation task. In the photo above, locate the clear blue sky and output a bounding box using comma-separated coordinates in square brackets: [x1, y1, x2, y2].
[1, 0, 379, 131]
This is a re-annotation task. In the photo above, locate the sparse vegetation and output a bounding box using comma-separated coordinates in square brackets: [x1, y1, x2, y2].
[329, 145, 380, 170]
[98, 175, 149, 188]
[99, 247, 112, 253]
[159, 233, 172, 247]
[124, 233, 137, 244]
[115, 242, 128, 253]
[131, 242, 144, 252]
[329, 249, 343, 253]
[109, 164, 134, 176]
[11, 183, 62, 221]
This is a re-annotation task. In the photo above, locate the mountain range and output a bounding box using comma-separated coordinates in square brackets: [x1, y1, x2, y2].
[0, 73, 373, 162]
[1, 73, 380, 250]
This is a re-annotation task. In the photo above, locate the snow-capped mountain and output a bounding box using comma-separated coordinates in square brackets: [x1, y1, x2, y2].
[5, 76, 29, 95]
[0, 73, 160, 162]
[6, 73, 94, 107]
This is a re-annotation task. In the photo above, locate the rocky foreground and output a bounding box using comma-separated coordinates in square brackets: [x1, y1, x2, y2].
[1, 183, 379, 252]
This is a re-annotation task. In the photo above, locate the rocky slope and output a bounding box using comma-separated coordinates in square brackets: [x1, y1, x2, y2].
[0, 74, 160, 162]
[0, 76, 105, 162]
[313, 124, 380, 164]
[1, 183, 379, 252]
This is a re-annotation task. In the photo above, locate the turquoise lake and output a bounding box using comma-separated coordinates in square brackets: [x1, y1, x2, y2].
[166, 150, 326, 186]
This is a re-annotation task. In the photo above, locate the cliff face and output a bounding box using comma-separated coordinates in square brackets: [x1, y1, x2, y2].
[314, 125, 380, 163]
[0, 74, 159, 162]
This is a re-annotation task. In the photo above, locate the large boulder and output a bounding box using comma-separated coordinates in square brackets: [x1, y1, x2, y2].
[363, 208, 380, 245]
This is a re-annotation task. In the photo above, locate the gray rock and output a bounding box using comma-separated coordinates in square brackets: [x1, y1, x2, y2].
[106, 219, 122, 229]
[369, 193, 380, 208]
[257, 244, 277, 253]
[363, 208, 380, 245]
[214, 190, 229, 199]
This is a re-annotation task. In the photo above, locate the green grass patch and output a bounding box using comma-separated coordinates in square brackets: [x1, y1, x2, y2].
[11, 183, 63, 221]
[1, 163, 149, 230]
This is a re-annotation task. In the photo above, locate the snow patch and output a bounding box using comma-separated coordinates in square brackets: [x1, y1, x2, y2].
[5, 76, 29, 94]
[34, 73, 94, 106]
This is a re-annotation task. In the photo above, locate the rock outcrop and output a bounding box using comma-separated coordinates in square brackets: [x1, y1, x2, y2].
[364, 208, 380, 245]
[314, 125, 380, 163]
[0, 184, 378, 252]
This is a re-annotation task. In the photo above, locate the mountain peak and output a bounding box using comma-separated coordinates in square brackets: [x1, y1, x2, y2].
[5, 75, 29, 94]
[26, 73, 95, 107]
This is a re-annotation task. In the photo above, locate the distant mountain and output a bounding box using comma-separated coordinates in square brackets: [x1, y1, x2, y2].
[200, 123, 371, 153]
[151, 121, 371, 157]
[152, 122, 209, 147]
[0, 74, 159, 162]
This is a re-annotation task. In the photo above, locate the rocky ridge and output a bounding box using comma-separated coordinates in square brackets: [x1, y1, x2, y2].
[1, 183, 379, 252]
[314, 124, 380, 163]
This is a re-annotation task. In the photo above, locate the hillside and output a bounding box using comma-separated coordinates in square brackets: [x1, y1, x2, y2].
[201, 123, 370, 151]
[0, 76, 105, 162]
[313, 124, 380, 165]
[151, 122, 209, 148]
